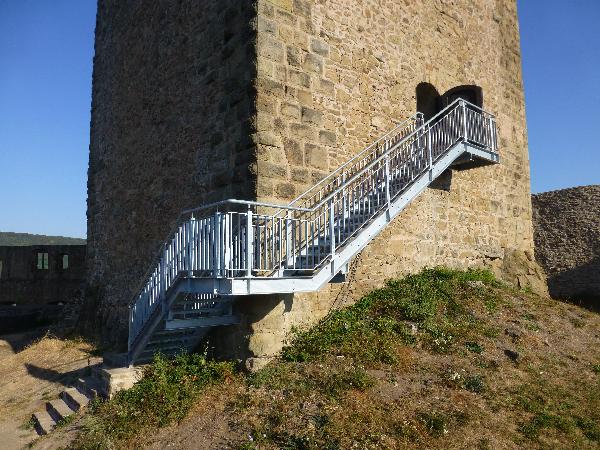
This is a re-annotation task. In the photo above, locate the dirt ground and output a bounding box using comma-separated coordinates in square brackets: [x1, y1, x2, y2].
[0, 329, 98, 450]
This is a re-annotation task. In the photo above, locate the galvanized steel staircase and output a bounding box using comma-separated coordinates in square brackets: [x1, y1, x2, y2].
[128, 99, 499, 365]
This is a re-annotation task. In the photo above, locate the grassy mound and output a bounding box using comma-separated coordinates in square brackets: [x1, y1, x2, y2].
[66, 268, 600, 449]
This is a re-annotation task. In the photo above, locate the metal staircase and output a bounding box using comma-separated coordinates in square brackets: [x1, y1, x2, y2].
[127, 99, 499, 365]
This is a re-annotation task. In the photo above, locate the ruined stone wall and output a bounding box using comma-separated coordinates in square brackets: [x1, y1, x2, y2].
[86, 0, 257, 345]
[230, 0, 536, 366]
[0, 245, 86, 305]
[532, 185, 600, 303]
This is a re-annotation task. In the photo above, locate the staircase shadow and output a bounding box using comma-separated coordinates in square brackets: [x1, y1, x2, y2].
[0, 327, 52, 353]
[24, 362, 95, 388]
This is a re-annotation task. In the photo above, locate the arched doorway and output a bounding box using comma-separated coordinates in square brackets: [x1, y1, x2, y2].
[440, 85, 483, 109]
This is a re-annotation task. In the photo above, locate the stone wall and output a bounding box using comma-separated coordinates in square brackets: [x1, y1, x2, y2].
[85, 0, 257, 345]
[0, 245, 86, 305]
[212, 0, 538, 366]
[532, 185, 600, 304]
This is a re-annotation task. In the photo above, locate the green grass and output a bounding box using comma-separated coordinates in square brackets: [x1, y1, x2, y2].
[281, 267, 500, 365]
[72, 353, 235, 449]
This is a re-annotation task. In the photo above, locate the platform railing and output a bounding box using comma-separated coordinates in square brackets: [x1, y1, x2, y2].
[128, 99, 497, 349]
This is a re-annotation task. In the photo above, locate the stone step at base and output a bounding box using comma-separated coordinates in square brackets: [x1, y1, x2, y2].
[46, 398, 75, 423]
[32, 409, 55, 436]
[75, 376, 105, 399]
[60, 387, 91, 412]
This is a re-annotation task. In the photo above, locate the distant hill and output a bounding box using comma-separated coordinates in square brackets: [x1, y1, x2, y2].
[0, 232, 86, 246]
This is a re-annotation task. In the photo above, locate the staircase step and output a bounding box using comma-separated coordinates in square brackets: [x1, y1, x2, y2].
[60, 388, 91, 411]
[165, 315, 239, 330]
[46, 398, 75, 423]
[32, 409, 55, 435]
[75, 377, 104, 399]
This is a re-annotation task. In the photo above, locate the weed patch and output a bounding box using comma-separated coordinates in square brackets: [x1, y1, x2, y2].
[72, 353, 235, 449]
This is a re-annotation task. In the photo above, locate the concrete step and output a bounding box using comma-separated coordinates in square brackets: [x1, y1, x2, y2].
[75, 376, 104, 399]
[60, 387, 91, 412]
[91, 365, 144, 399]
[32, 409, 55, 435]
[46, 398, 75, 423]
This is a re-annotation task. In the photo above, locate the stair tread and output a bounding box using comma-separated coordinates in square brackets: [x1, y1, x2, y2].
[61, 388, 90, 410]
[76, 377, 104, 399]
[32, 409, 55, 435]
[46, 399, 75, 422]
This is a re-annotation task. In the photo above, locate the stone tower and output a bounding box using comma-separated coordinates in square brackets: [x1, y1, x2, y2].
[86, 0, 535, 359]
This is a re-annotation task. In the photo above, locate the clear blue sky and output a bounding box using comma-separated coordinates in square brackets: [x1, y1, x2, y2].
[0, 1, 598, 238]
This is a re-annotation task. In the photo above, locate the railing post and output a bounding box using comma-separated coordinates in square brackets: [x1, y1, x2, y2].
[461, 100, 468, 142]
[161, 244, 167, 296]
[384, 153, 391, 210]
[427, 125, 433, 181]
[491, 117, 497, 152]
[213, 211, 220, 278]
[187, 216, 194, 277]
[286, 211, 293, 267]
[329, 199, 336, 272]
[246, 207, 253, 277]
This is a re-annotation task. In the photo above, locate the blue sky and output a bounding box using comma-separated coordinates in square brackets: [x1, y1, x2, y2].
[0, 1, 598, 238]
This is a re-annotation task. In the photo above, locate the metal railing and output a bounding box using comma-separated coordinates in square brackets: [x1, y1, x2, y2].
[128, 99, 497, 349]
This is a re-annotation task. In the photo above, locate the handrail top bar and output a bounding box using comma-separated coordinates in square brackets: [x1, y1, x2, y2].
[181, 199, 312, 216]
[181, 99, 494, 217]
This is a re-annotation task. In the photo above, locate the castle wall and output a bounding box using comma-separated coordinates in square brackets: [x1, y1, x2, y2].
[86, 0, 257, 345]
[0, 245, 86, 305]
[532, 186, 600, 304]
[232, 0, 536, 365]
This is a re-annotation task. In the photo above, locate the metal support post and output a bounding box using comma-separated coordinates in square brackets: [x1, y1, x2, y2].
[213, 212, 220, 278]
[384, 154, 391, 211]
[286, 211, 293, 267]
[246, 207, 253, 277]
[427, 126, 433, 181]
[329, 199, 336, 273]
[461, 100, 468, 142]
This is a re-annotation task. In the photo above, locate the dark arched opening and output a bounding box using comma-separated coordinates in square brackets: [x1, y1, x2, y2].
[440, 85, 483, 109]
[416, 82, 440, 121]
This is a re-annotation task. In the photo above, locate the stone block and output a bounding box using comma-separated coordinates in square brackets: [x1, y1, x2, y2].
[310, 38, 330, 57]
[319, 130, 336, 146]
[301, 106, 323, 126]
[305, 143, 328, 170]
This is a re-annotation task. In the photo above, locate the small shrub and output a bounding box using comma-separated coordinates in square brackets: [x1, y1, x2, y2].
[418, 411, 448, 437]
[463, 375, 485, 393]
[465, 341, 484, 354]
